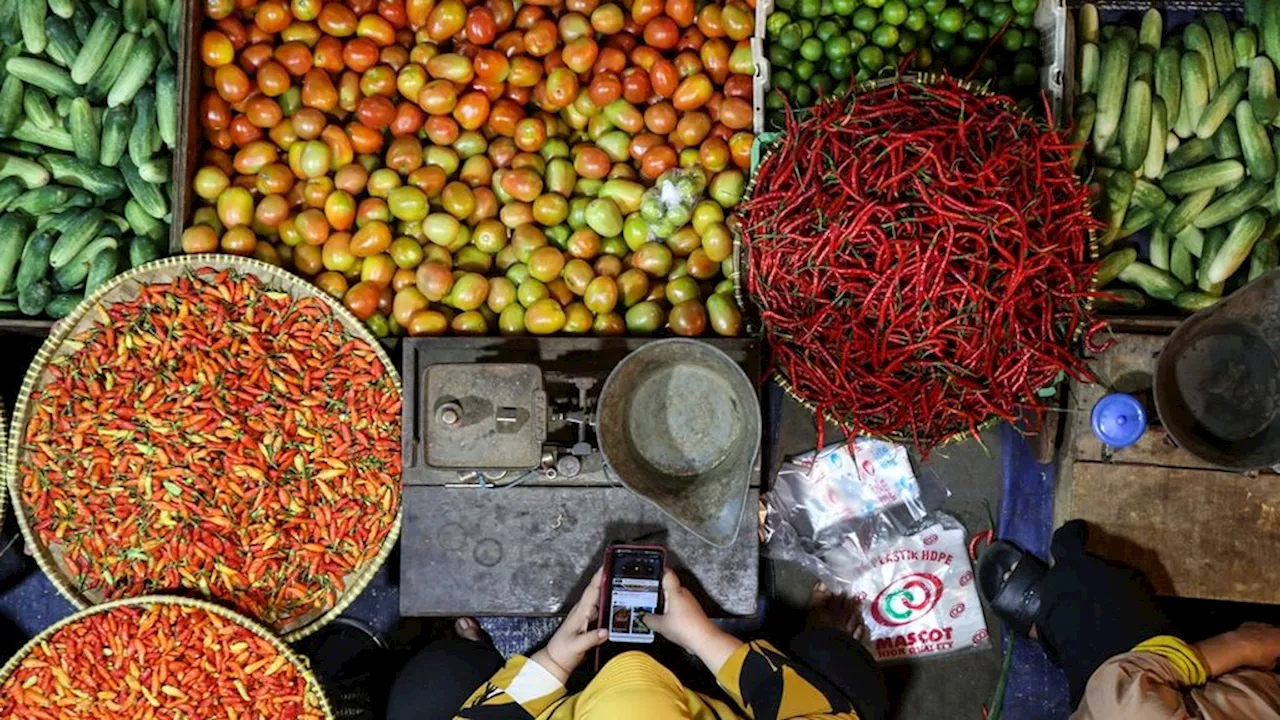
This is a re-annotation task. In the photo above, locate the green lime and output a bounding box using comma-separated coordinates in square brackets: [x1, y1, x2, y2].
[923, 0, 946, 14]
[962, 20, 986, 42]
[772, 69, 796, 89]
[830, 56, 854, 78]
[810, 73, 834, 95]
[989, 3, 1013, 26]
[1013, 61, 1037, 86]
[897, 32, 917, 52]
[776, 0, 796, 10]
[821, 0, 835, 13]
[914, 46, 934, 67]
[1001, 26, 1023, 50]
[980, 56, 997, 75]
[935, 6, 965, 32]
[1012, 0, 1036, 14]
[1015, 47, 1037, 63]
[798, 0, 821, 18]
[767, 11, 792, 35]
[765, 89, 787, 110]
[858, 44, 885, 69]
[826, 35, 854, 59]
[779, 23, 805, 49]
[795, 59, 817, 80]
[796, 19, 815, 34]
[864, 0, 886, 9]
[1015, 12, 1033, 27]
[1023, 28, 1039, 48]
[816, 19, 840, 40]
[905, 7, 927, 30]
[905, 0, 926, 8]
[792, 83, 816, 106]
[974, 0, 993, 18]
[800, 37, 825, 60]
[932, 28, 955, 49]
[855, 66, 872, 82]
[871, 24, 899, 47]
[853, 7, 879, 31]
[833, 0, 856, 13]
[769, 44, 793, 65]
[882, 0, 908, 24]
[949, 43, 975, 67]
[834, 80, 850, 94]
[848, 29, 868, 49]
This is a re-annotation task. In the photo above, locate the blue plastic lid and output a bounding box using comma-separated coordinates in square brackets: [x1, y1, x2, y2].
[1091, 393, 1148, 448]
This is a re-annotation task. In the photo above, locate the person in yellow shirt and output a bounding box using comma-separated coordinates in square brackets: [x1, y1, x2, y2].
[385, 567, 887, 720]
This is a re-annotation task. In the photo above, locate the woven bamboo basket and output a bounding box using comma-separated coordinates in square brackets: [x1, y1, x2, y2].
[0, 397, 6, 526]
[3, 255, 402, 642]
[737, 73, 1101, 448]
[0, 595, 334, 719]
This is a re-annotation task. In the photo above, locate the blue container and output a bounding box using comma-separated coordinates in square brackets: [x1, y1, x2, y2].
[1091, 393, 1148, 449]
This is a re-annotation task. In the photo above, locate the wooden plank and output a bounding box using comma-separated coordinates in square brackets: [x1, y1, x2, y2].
[1070, 461, 1280, 604]
[400, 486, 759, 617]
[1069, 333, 1223, 470]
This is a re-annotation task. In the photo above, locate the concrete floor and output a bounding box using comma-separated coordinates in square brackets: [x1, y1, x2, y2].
[766, 390, 1004, 720]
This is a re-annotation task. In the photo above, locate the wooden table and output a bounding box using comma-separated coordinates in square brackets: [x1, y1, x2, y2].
[1058, 332, 1280, 605]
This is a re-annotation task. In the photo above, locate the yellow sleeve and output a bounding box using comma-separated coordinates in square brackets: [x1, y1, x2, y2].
[714, 640, 860, 720]
[456, 655, 566, 719]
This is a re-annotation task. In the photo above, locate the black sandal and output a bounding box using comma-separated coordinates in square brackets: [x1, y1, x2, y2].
[977, 540, 1049, 638]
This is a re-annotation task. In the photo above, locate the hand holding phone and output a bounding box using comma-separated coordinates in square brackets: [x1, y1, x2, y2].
[600, 545, 666, 644]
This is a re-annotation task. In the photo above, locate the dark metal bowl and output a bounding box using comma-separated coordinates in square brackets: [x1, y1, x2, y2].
[597, 339, 760, 547]
[1154, 269, 1280, 471]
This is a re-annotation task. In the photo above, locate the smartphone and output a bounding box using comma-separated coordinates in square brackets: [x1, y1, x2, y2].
[599, 545, 665, 644]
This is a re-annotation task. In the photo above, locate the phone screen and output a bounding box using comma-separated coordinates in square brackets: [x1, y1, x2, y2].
[606, 548, 664, 643]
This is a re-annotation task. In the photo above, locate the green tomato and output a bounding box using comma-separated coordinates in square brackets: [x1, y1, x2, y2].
[833, 0, 856, 14]
[1022, 28, 1039, 48]
[923, 0, 946, 14]
[975, 0, 993, 17]
[905, 8, 927, 30]
[932, 28, 956, 50]
[816, 19, 841, 40]
[858, 44, 885, 70]
[962, 20, 986, 42]
[773, 68, 796, 89]
[1013, 61, 1038, 86]
[767, 11, 792, 35]
[800, 37, 825, 60]
[853, 6, 879, 31]
[848, 28, 868, 49]
[798, 0, 821, 18]
[826, 35, 853, 59]
[830, 56, 854, 78]
[795, 59, 817, 80]
[871, 24, 899, 47]
[989, 3, 1013, 26]
[1001, 26, 1024, 51]
[935, 6, 965, 32]
[769, 44, 794, 66]
[949, 43, 975, 68]
[779, 23, 806, 49]
[882, 0, 908, 25]
[1012, 0, 1037, 14]
[791, 83, 816, 106]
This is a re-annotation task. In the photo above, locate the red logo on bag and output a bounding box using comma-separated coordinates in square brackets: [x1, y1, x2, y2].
[973, 629, 989, 645]
[949, 603, 965, 618]
[871, 573, 944, 627]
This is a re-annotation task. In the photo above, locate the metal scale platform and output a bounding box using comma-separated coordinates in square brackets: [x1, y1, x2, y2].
[399, 337, 762, 617]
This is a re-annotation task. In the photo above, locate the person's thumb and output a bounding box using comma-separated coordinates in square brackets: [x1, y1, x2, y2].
[640, 610, 670, 635]
[569, 627, 609, 654]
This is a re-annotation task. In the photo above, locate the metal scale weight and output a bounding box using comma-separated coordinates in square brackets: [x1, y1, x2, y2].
[398, 337, 763, 617]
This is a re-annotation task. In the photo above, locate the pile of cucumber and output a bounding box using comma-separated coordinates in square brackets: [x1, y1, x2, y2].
[0, 0, 180, 320]
[1074, 3, 1280, 313]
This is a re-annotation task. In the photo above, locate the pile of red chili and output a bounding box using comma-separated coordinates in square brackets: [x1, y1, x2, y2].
[740, 78, 1103, 451]
[0, 602, 328, 719]
[18, 268, 401, 632]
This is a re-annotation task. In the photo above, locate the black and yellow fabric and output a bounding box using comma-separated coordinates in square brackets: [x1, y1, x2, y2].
[1130, 636, 1209, 687]
[455, 640, 863, 720]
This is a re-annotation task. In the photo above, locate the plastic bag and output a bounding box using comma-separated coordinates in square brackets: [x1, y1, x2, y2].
[640, 167, 707, 240]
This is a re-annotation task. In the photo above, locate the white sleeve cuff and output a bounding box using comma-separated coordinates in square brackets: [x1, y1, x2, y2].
[507, 657, 565, 704]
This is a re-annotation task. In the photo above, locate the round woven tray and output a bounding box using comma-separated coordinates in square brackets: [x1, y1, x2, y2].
[0, 595, 334, 719]
[3, 255, 403, 642]
[739, 73, 1100, 447]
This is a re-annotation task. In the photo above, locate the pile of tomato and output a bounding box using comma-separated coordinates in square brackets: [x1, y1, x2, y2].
[182, 0, 754, 337]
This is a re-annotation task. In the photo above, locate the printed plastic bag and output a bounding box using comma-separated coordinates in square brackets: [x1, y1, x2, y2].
[842, 513, 990, 661]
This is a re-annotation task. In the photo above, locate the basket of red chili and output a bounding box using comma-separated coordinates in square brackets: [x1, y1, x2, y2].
[0, 595, 333, 719]
[738, 74, 1106, 453]
[4, 256, 402, 641]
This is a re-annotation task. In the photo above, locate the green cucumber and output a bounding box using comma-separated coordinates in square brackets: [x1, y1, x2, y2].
[1097, 247, 1138, 287]
[1165, 187, 1216, 234]
[53, 236, 116, 291]
[1249, 0, 1267, 28]
[44, 16, 82, 69]
[16, 230, 54, 293]
[0, 75, 24, 137]
[1144, 96, 1167, 178]
[1213, 118, 1242, 159]
[124, 199, 164, 242]
[0, 213, 32, 295]
[127, 234, 160, 267]
[84, 247, 118, 295]
[1249, 236, 1279, 279]
[0, 152, 51, 188]
[100, 105, 130, 167]
[1150, 210, 1173, 270]
[1186, 23, 1219, 93]
[1103, 171, 1135, 245]
[0, 176, 25, 211]
[1069, 96, 1095, 170]
[1249, 56, 1280, 123]
[45, 292, 82, 319]
[1199, 227, 1227, 294]
[1205, 13, 1235, 84]
[137, 157, 168, 183]
[107, 35, 157, 107]
[49, 208, 105, 269]
[1206, 210, 1267, 283]
[22, 88, 56, 131]
[1121, 79, 1153, 171]
[48, 0, 75, 18]
[4, 57, 78, 98]
[1173, 291, 1221, 311]
[1236, 28, 1259, 68]
[1078, 3, 1099, 45]
[123, 0, 148, 32]
[128, 86, 154, 166]
[1095, 37, 1132, 154]
[1132, 178, 1167, 209]
[1171, 233, 1196, 284]
[1180, 51, 1211, 136]
[1196, 179, 1270, 229]
[1129, 50, 1154, 85]
[1118, 206, 1155, 240]
[1164, 136, 1214, 171]
[1235, 99, 1275, 180]
[1161, 159, 1245, 195]
[71, 10, 122, 84]
[119, 156, 167, 218]
[10, 184, 73, 215]
[19, 279, 52, 316]
[19, 0, 48, 55]
[1095, 288, 1147, 310]
[1138, 9, 1162, 51]
[1179, 225, 1206, 257]
[1118, 261, 1185, 301]
[68, 97, 98, 163]
[1265, 0, 1280, 69]
[86, 31, 136, 102]
[1156, 47, 1181, 129]
[1196, 69, 1248, 139]
[39, 154, 125, 198]
[155, 67, 176, 148]
[1079, 42, 1099, 95]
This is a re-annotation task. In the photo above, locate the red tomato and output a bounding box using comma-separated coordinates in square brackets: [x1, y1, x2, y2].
[466, 6, 498, 44]
[643, 16, 679, 49]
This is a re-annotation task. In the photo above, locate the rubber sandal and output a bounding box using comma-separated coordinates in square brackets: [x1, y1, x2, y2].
[977, 540, 1049, 638]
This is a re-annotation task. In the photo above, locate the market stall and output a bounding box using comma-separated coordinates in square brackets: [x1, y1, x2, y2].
[0, 0, 1278, 717]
